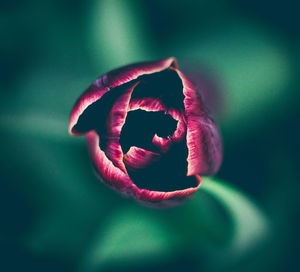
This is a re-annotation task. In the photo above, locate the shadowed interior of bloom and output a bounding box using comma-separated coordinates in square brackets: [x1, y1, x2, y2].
[72, 68, 199, 192]
[73, 69, 184, 134]
[131, 69, 184, 110]
[120, 109, 197, 191]
[72, 82, 131, 135]
[124, 137, 198, 191]
[120, 110, 177, 154]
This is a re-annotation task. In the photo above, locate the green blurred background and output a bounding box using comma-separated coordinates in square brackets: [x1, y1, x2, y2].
[1, 0, 299, 271]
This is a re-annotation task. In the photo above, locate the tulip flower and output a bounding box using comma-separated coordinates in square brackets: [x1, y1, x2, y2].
[69, 58, 222, 207]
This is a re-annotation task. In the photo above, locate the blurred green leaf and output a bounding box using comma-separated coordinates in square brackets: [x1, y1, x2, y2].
[0, 112, 122, 259]
[0, 113, 70, 142]
[79, 177, 269, 272]
[14, 135, 111, 259]
[200, 177, 270, 264]
[162, 187, 232, 246]
[0, 67, 92, 118]
[88, 0, 153, 70]
[80, 206, 177, 272]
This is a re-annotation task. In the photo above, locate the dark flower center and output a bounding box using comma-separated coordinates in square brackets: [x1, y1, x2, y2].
[120, 109, 177, 154]
[120, 109, 197, 192]
[125, 139, 198, 192]
[131, 70, 185, 110]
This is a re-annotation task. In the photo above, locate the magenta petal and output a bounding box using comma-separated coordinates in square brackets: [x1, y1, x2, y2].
[105, 82, 138, 172]
[97, 58, 178, 90]
[152, 134, 172, 153]
[69, 86, 110, 135]
[106, 83, 138, 137]
[172, 68, 223, 176]
[88, 130, 201, 204]
[129, 97, 165, 112]
[123, 146, 161, 170]
[104, 139, 127, 173]
[137, 174, 202, 203]
[171, 118, 186, 143]
[69, 58, 177, 134]
[87, 131, 134, 191]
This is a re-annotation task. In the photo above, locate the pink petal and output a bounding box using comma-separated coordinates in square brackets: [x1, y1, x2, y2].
[137, 174, 201, 203]
[171, 118, 186, 143]
[87, 131, 202, 205]
[180, 63, 223, 115]
[69, 58, 177, 135]
[171, 68, 223, 176]
[129, 97, 165, 112]
[69, 85, 110, 135]
[152, 134, 172, 153]
[105, 82, 139, 172]
[123, 146, 161, 170]
[87, 131, 134, 191]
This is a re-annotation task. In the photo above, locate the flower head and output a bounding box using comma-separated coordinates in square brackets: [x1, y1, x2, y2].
[69, 58, 222, 207]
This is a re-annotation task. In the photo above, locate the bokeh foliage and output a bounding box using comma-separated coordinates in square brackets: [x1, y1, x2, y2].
[1, 0, 299, 271]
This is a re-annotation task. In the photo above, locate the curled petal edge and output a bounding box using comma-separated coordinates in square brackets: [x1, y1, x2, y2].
[123, 146, 161, 170]
[104, 82, 138, 173]
[69, 57, 177, 135]
[87, 131, 201, 203]
[171, 68, 223, 176]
